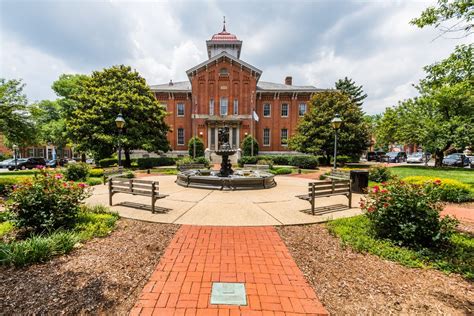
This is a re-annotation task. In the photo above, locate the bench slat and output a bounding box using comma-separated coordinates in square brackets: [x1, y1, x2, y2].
[308, 183, 349, 191]
[312, 189, 350, 196]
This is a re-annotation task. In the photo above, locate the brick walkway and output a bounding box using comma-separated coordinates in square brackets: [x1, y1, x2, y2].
[131, 226, 327, 315]
[442, 205, 474, 223]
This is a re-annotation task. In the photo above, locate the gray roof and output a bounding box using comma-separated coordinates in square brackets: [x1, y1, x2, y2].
[256, 81, 323, 92]
[150, 81, 191, 92]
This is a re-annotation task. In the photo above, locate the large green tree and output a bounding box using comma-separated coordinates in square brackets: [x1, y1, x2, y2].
[376, 44, 473, 166]
[411, 0, 473, 38]
[288, 91, 370, 163]
[335, 77, 367, 107]
[0, 78, 37, 147]
[68, 65, 170, 167]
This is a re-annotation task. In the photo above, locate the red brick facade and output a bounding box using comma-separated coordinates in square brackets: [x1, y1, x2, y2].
[151, 27, 323, 154]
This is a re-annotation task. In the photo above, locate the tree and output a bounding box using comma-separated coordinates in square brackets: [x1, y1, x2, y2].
[241, 135, 259, 156]
[411, 0, 473, 38]
[375, 44, 474, 166]
[288, 91, 370, 163]
[30, 100, 69, 157]
[188, 136, 205, 157]
[335, 77, 367, 107]
[0, 78, 37, 147]
[68, 65, 170, 167]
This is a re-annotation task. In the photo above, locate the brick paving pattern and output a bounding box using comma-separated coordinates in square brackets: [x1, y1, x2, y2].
[442, 205, 474, 223]
[131, 226, 328, 315]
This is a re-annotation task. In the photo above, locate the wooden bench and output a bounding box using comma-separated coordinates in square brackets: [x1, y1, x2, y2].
[103, 167, 123, 184]
[296, 179, 352, 215]
[178, 163, 206, 171]
[108, 178, 168, 213]
[327, 169, 350, 181]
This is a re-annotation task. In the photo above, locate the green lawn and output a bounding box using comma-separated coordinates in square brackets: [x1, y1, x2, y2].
[327, 215, 474, 279]
[390, 166, 474, 188]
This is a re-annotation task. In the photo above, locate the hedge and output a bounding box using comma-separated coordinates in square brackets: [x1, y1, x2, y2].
[99, 157, 177, 169]
[0, 177, 24, 195]
[403, 176, 473, 202]
[270, 167, 293, 175]
[237, 155, 319, 169]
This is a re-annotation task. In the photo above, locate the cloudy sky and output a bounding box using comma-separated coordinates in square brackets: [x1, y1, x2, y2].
[0, 0, 469, 114]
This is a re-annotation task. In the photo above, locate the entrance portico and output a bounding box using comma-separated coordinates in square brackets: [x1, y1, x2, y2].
[206, 119, 241, 150]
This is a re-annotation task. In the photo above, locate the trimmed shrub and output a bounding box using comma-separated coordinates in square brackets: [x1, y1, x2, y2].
[257, 159, 273, 169]
[0, 177, 24, 195]
[6, 169, 91, 233]
[270, 167, 293, 175]
[136, 157, 176, 169]
[89, 168, 104, 177]
[289, 155, 318, 169]
[188, 137, 205, 158]
[176, 157, 210, 168]
[122, 171, 135, 179]
[98, 158, 118, 168]
[241, 135, 259, 156]
[86, 178, 103, 186]
[333, 155, 360, 165]
[237, 156, 258, 167]
[403, 176, 473, 202]
[269, 155, 292, 165]
[369, 165, 392, 182]
[64, 162, 90, 181]
[361, 180, 458, 248]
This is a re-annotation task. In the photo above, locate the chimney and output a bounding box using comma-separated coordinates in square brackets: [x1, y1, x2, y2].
[169, 79, 174, 86]
[285, 76, 292, 85]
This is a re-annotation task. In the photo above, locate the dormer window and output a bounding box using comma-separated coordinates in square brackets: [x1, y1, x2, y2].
[219, 68, 229, 76]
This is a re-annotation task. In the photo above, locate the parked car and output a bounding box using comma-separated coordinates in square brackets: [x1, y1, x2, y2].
[407, 153, 424, 163]
[0, 159, 14, 169]
[382, 152, 407, 163]
[367, 151, 386, 162]
[7, 157, 47, 170]
[442, 153, 470, 167]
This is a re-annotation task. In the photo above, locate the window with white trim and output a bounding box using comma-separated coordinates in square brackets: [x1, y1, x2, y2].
[281, 128, 288, 145]
[298, 103, 307, 116]
[263, 128, 270, 146]
[233, 98, 238, 115]
[177, 128, 185, 145]
[209, 99, 214, 115]
[177, 103, 185, 116]
[281, 103, 289, 117]
[220, 97, 228, 116]
[263, 103, 271, 117]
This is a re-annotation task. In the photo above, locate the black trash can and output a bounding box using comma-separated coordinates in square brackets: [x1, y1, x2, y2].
[350, 170, 369, 194]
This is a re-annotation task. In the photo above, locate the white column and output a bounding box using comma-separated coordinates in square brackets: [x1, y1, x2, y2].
[229, 127, 233, 148]
[214, 128, 219, 150]
[208, 127, 211, 150]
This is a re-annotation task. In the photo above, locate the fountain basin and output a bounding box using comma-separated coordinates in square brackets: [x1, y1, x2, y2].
[176, 169, 276, 190]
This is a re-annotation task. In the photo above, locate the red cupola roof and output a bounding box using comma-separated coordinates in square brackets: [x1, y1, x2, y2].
[210, 16, 239, 41]
[206, 17, 242, 59]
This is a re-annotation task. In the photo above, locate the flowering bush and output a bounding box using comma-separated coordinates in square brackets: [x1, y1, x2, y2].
[6, 169, 91, 233]
[403, 176, 473, 202]
[368, 165, 392, 182]
[63, 162, 90, 181]
[361, 179, 458, 248]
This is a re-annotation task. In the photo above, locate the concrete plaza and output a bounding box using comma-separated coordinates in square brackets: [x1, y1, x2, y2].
[86, 175, 363, 226]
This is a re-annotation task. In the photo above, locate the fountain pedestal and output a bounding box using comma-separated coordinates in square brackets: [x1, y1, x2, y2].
[216, 143, 235, 177]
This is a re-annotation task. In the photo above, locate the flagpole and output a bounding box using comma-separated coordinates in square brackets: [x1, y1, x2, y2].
[250, 91, 254, 157]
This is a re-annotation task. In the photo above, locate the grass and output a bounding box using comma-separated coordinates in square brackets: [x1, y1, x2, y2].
[390, 166, 474, 189]
[327, 215, 474, 279]
[0, 204, 119, 267]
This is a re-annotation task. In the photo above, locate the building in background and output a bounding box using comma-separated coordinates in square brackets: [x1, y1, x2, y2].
[151, 21, 327, 161]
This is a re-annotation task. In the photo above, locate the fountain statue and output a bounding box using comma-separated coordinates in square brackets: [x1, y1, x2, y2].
[176, 126, 276, 190]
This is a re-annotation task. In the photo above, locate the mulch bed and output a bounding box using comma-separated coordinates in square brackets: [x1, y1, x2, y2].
[0, 219, 179, 315]
[277, 224, 474, 315]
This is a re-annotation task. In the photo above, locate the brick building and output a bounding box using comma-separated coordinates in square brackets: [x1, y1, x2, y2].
[151, 22, 326, 160]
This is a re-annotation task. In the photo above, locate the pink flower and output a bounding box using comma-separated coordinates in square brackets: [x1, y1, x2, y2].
[62, 183, 68, 187]
[36, 165, 45, 170]
[434, 179, 441, 185]
[55, 174, 63, 179]
[373, 185, 380, 193]
[381, 182, 387, 186]
[78, 183, 87, 188]
[383, 203, 389, 207]
[367, 206, 375, 213]
[381, 189, 388, 193]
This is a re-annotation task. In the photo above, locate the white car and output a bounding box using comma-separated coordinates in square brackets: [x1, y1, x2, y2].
[0, 159, 14, 168]
[407, 153, 424, 163]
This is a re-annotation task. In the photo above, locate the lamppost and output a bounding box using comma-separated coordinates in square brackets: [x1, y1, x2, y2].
[115, 113, 126, 168]
[12, 144, 18, 170]
[331, 114, 343, 170]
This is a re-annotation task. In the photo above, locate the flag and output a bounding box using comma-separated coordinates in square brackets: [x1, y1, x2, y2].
[52, 147, 57, 160]
[252, 110, 259, 122]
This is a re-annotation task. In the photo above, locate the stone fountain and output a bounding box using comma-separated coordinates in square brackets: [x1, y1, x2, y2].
[176, 128, 276, 190]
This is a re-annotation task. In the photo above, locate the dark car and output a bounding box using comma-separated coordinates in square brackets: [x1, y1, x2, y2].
[46, 158, 69, 168]
[367, 151, 386, 162]
[382, 152, 407, 163]
[442, 153, 470, 167]
[8, 157, 47, 170]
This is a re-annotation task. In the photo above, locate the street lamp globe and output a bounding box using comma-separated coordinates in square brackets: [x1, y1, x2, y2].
[12, 144, 18, 151]
[331, 114, 342, 129]
[115, 113, 126, 129]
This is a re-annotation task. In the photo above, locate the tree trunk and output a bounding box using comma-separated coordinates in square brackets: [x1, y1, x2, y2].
[124, 149, 131, 168]
[434, 149, 443, 167]
[81, 153, 86, 163]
